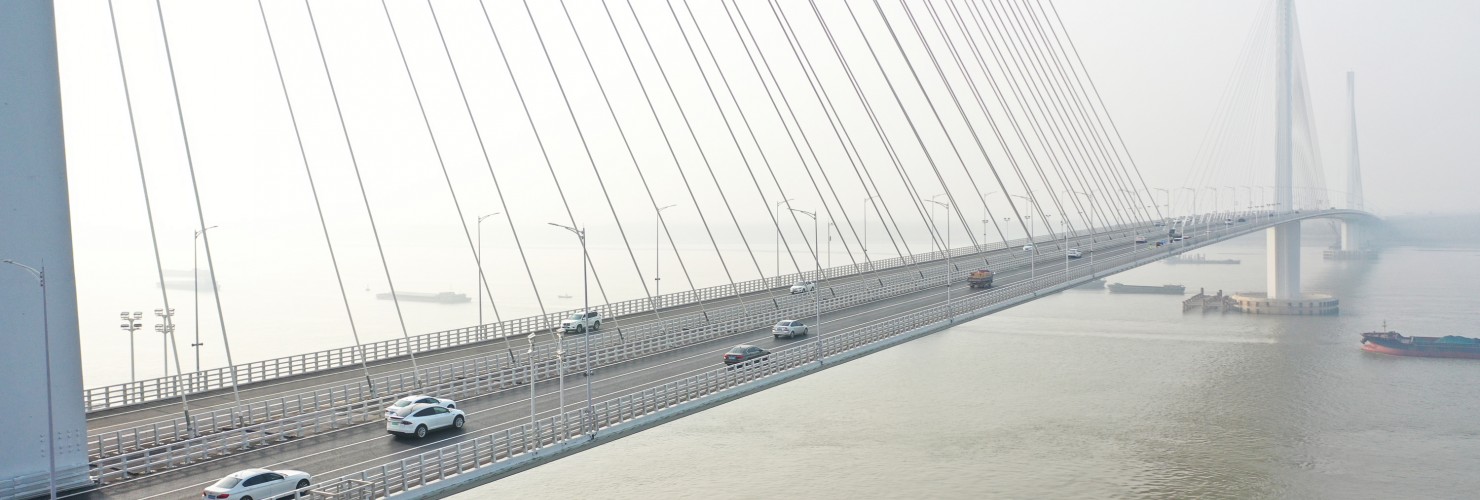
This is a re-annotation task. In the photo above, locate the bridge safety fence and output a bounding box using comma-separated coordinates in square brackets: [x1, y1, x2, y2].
[81, 223, 1155, 475]
[81, 229, 1017, 413]
[305, 215, 1293, 499]
[87, 257, 977, 481]
[82, 218, 1151, 413]
[85, 243, 1012, 465]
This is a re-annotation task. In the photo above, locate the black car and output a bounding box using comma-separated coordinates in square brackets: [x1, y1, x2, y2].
[723, 345, 770, 365]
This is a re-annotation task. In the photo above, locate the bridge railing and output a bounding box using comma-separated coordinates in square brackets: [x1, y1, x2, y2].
[82, 217, 1158, 413]
[84, 216, 1160, 473]
[83, 218, 1197, 487]
[85, 246, 996, 462]
[86, 251, 994, 478]
[308, 216, 1298, 499]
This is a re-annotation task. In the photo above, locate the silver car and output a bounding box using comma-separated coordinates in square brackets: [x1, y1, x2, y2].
[773, 319, 808, 339]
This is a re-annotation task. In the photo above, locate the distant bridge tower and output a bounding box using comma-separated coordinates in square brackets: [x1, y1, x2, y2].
[1340, 71, 1365, 251]
[1267, 0, 1300, 299]
[0, 0, 92, 497]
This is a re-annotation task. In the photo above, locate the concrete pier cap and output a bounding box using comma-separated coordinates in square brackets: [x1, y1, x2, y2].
[1230, 292, 1339, 315]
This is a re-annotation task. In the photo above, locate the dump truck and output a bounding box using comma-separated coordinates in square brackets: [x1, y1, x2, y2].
[967, 269, 994, 289]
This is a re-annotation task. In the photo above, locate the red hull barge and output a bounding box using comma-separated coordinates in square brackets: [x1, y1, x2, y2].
[1361, 331, 1480, 359]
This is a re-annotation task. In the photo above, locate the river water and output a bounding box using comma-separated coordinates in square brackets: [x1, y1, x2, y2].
[454, 235, 1480, 499]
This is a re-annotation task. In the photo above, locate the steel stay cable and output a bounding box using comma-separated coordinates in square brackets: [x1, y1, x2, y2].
[851, 0, 1025, 250]
[254, 0, 378, 397]
[748, 0, 939, 271]
[151, 0, 246, 420]
[591, 0, 766, 315]
[982, 0, 1118, 230]
[671, 0, 867, 270]
[302, 0, 424, 385]
[929, 0, 1051, 248]
[919, 0, 1078, 246]
[1005, 0, 1141, 228]
[744, 0, 934, 271]
[636, 0, 815, 279]
[381, 0, 524, 362]
[105, 0, 198, 434]
[959, 0, 1083, 242]
[1022, 0, 1154, 226]
[891, 0, 1043, 248]
[606, 0, 764, 316]
[797, 0, 958, 261]
[468, 1, 621, 317]
[640, 0, 813, 280]
[544, 0, 708, 324]
[994, 0, 1131, 229]
[1041, 0, 1166, 221]
[722, 0, 914, 272]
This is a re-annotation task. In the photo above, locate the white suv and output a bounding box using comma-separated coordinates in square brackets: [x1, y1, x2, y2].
[1067, 248, 1083, 258]
[387, 403, 466, 438]
[773, 319, 808, 338]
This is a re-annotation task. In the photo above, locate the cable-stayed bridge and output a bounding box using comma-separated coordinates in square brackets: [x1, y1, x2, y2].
[0, 0, 1376, 498]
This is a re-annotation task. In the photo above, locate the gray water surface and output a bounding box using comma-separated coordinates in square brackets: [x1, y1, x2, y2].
[455, 240, 1480, 499]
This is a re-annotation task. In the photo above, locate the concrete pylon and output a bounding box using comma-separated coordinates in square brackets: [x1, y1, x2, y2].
[1267, 0, 1300, 299]
[0, 1, 93, 497]
[1340, 71, 1363, 251]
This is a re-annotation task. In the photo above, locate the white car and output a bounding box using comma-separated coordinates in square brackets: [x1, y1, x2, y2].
[773, 319, 808, 339]
[1022, 244, 1035, 252]
[384, 394, 456, 418]
[790, 281, 816, 294]
[1067, 248, 1083, 258]
[1135, 235, 1148, 244]
[387, 402, 466, 438]
[202, 468, 311, 500]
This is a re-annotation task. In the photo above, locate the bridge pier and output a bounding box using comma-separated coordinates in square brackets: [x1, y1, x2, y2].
[0, 1, 93, 497]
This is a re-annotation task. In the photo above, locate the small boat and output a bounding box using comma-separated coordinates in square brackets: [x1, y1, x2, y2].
[1361, 326, 1480, 359]
[1106, 283, 1185, 295]
[375, 291, 471, 303]
[1165, 253, 1241, 265]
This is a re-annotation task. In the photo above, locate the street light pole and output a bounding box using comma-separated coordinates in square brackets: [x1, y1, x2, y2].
[154, 308, 175, 378]
[192, 225, 217, 374]
[3, 260, 57, 500]
[788, 208, 822, 360]
[476, 213, 501, 342]
[862, 195, 879, 269]
[549, 223, 594, 436]
[120, 311, 143, 382]
[655, 205, 676, 296]
[925, 199, 953, 319]
[774, 198, 793, 285]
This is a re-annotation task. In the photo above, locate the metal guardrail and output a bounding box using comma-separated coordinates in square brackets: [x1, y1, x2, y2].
[85, 253, 986, 471]
[84, 222, 1153, 460]
[81, 231, 1019, 413]
[84, 221, 1161, 484]
[306, 214, 1294, 499]
[83, 214, 1284, 491]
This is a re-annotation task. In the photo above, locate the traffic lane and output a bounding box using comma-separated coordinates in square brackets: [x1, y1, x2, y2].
[86, 223, 1153, 459]
[93, 232, 1159, 499]
[83, 240, 1047, 433]
[92, 259, 1007, 499]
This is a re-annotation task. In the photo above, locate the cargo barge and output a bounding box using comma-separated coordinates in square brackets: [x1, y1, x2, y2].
[1361, 329, 1480, 359]
[375, 291, 472, 303]
[1107, 283, 1185, 295]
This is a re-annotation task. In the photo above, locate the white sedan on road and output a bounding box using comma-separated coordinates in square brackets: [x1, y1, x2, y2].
[387, 402, 467, 438]
[790, 281, 816, 294]
[202, 468, 311, 500]
[384, 394, 456, 418]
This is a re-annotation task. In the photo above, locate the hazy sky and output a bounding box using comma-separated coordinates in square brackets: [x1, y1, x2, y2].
[43, 0, 1480, 381]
